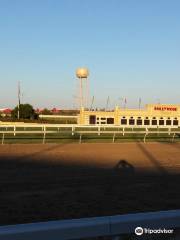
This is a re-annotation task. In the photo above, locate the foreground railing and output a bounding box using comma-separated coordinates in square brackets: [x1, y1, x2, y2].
[0, 210, 180, 240]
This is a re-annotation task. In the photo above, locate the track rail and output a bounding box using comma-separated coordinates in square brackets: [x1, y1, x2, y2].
[0, 124, 179, 144]
[0, 210, 180, 240]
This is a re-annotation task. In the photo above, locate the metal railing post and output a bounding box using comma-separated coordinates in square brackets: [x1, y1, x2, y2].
[143, 129, 148, 143]
[98, 126, 101, 136]
[172, 133, 176, 142]
[168, 128, 171, 135]
[43, 126, 46, 144]
[112, 133, 115, 143]
[14, 125, 16, 136]
[72, 126, 74, 136]
[143, 133, 146, 143]
[2, 133, 5, 145]
[79, 134, 82, 144]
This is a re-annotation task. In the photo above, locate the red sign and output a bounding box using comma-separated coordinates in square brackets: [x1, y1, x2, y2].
[154, 106, 177, 111]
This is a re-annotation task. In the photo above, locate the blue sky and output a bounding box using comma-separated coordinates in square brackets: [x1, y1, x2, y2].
[0, 0, 180, 109]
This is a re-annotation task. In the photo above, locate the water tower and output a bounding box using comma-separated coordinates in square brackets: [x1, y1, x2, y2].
[76, 68, 89, 109]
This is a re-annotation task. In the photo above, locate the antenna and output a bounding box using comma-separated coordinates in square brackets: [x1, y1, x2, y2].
[90, 96, 94, 110]
[124, 97, 127, 109]
[138, 97, 142, 109]
[157, 99, 161, 104]
[118, 97, 124, 108]
[106, 96, 110, 111]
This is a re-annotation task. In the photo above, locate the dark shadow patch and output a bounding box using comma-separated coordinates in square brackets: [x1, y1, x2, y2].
[114, 160, 135, 176]
[136, 142, 167, 175]
[0, 146, 180, 226]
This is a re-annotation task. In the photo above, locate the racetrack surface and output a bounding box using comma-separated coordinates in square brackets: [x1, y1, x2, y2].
[0, 142, 180, 225]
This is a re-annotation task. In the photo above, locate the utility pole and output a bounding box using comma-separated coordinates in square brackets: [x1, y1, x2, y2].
[17, 81, 21, 119]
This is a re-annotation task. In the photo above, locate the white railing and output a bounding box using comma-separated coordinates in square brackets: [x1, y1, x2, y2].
[0, 210, 180, 240]
[0, 124, 179, 144]
[39, 115, 78, 119]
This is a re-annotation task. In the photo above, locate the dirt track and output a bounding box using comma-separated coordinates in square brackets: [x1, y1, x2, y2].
[0, 142, 180, 225]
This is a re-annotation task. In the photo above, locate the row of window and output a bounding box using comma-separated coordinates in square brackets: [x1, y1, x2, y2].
[89, 115, 179, 125]
[122, 116, 178, 120]
[89, 116, 114, 124]
[97, 118, 114, 124]
[121, 119, 178, 126]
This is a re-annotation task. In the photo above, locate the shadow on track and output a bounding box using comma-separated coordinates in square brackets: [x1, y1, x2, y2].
[0, 151, 180, 226]
[136, 142, 167, 175]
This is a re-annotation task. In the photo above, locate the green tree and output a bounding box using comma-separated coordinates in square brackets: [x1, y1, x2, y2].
[12, 104, 38, 119]
[41, 108, 52, 115]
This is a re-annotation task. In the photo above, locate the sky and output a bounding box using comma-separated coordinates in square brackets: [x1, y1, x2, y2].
[0, 0, 180, 109]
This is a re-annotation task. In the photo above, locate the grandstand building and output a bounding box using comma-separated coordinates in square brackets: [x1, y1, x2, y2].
[78, 104, 180, 127]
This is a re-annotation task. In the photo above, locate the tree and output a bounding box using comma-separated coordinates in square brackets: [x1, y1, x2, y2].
[41, 108, 52, 115]
[12, 104, 38, 119]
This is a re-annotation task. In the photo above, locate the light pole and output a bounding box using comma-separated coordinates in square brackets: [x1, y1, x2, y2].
[17, 81, 21, 120]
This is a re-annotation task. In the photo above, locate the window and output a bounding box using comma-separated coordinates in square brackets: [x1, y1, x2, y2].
[144, 120, 150, 125]
[173, 120, 178, 126]
[152, 120, 157, 125]
[121, 119, 127, 125]
[159, 120, 164, 125]
[89, 115, 96, 124]
[129, 119, 135, 125]
[107, 118, 114, 124]
[137, 119, 142, 125]
[166, 120, 171, 125]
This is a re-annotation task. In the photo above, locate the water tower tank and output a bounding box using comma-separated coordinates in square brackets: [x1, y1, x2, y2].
[76, 68, 89, 78]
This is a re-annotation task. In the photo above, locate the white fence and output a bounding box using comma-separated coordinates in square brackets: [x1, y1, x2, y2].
[0, 124, 179, 144]
[39, 115, 78, 119]
[0, 210, 180, 240]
